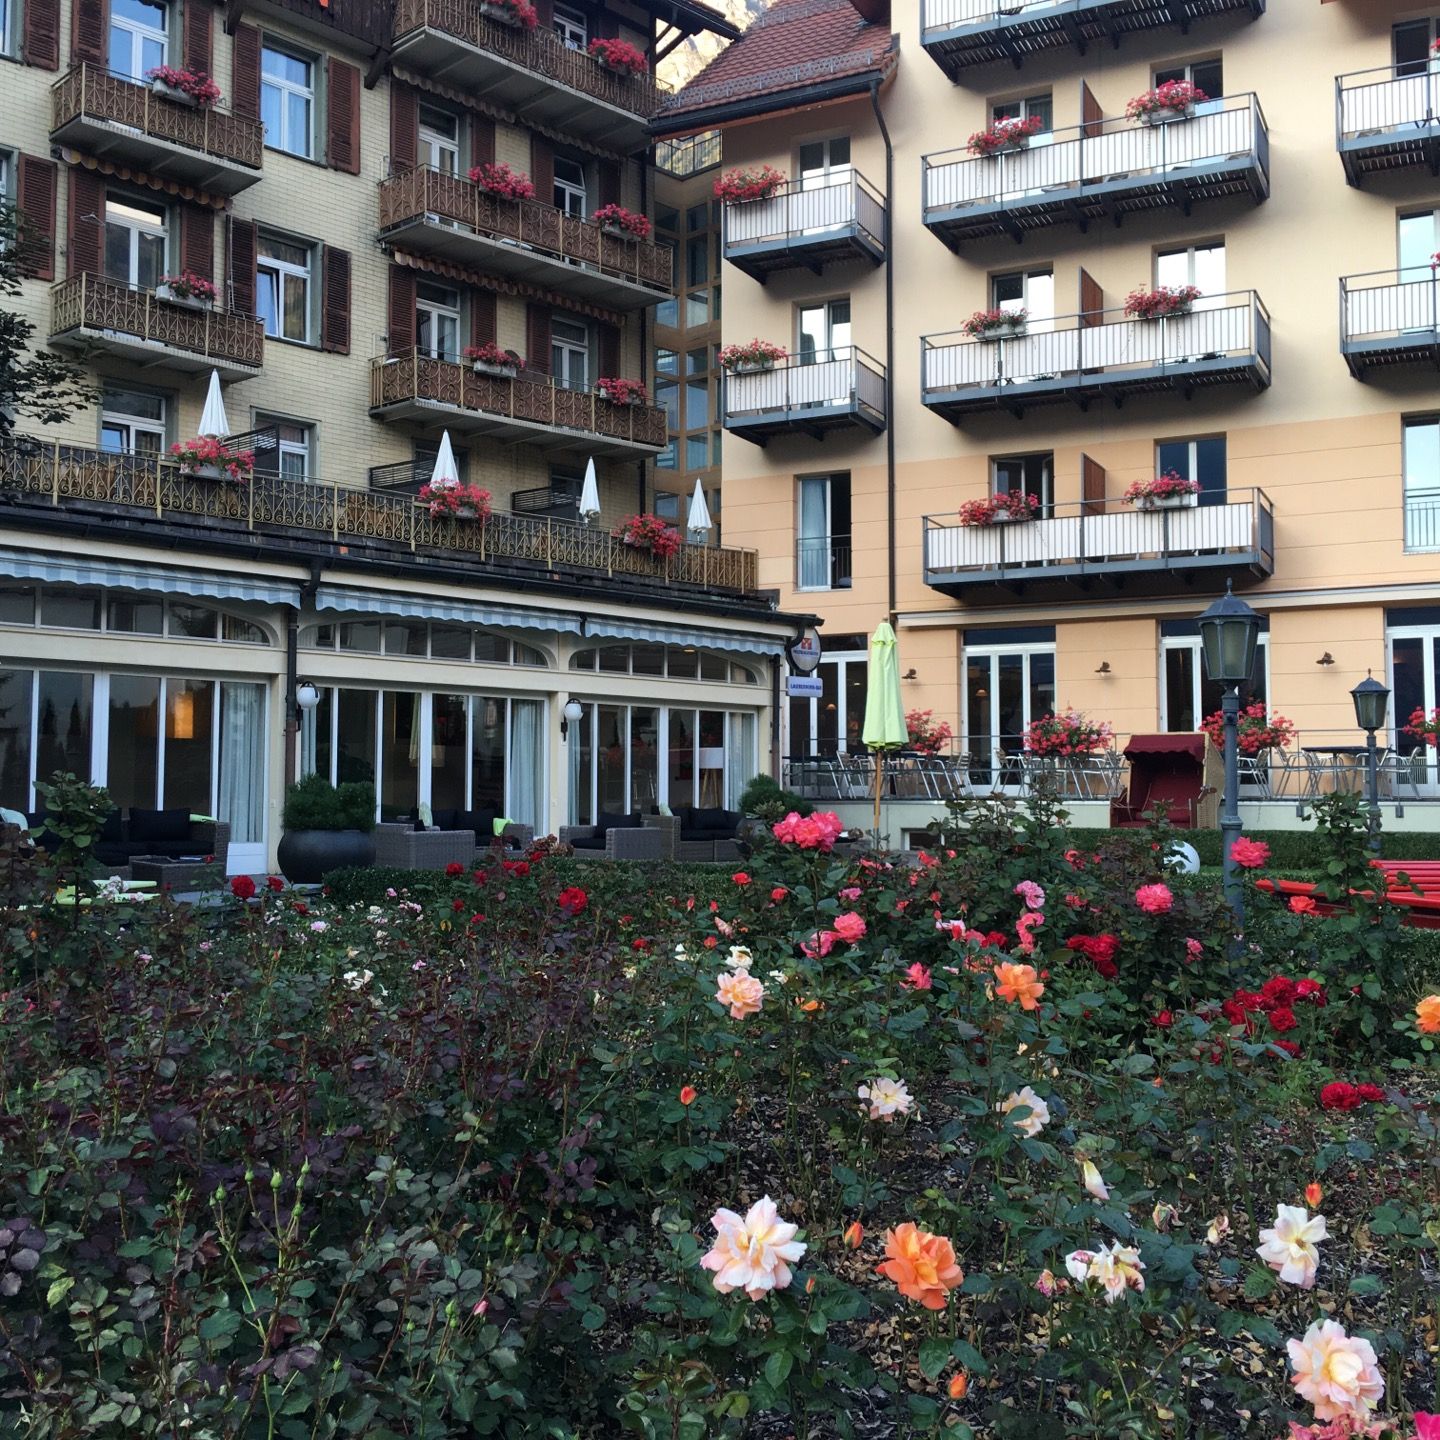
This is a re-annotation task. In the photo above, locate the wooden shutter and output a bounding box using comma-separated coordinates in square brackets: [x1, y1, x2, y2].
[183, 0, 213, 75]
[470, 289, 497, 350]
[70, 0, 107, 64]
[227, 216, 258, 316]
[22, 0, 60, 69]
[470, 115, 495, 170]
[525, 303, 551, 375]
[179, 205, 214, 283]
[321, 246, 351, 353]
[232, 25, 261, 122]
[531, 0, 553, 26]
[595, 10, 618, 38]
[1079, 268, 1104, 327]
[16, 156, 58, 280]
[327, 57, 361, 174]
[1081, 455, 1106, 515]
[65, 166, 105, 279]
[529, 136, 553, 207]
[1080, 80, 1103, 138]
[598, 159, 621, 209]
[390, 82, 418, 173]
[598, 320, 620, 378]
[387, 265, 416, 356]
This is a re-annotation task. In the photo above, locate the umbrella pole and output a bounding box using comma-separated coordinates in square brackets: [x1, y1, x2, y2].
[873, 750, 883, 846]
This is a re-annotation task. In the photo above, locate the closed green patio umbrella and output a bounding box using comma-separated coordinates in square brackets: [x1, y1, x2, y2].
[862, 620, 907, 842]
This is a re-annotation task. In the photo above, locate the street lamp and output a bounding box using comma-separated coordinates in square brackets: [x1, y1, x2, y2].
[295, 681, 320, 778]
[1198, 583, 1262, 921]
[562, 699, 584, 826]
[1350, 671, 1390, 856]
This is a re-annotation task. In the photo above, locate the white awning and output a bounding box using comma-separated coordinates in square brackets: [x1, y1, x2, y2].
[581, 617, 787, 657]
[0, 549, 299, 606]
[314, 584, 583, 634]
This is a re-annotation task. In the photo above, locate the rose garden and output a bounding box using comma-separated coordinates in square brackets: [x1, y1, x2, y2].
[1, 781, 1438, 1440]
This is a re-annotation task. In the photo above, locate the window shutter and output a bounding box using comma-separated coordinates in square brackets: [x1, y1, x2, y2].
[179, 205, 214, 284]
[232, 25, 261, 122]
[321, 245, 351, 353]
[598, 320, 620, 378]
[1081, 455, 1106, 515]
[1078, 268, 1104, 327]
[470, 289, 497, 350]
[526, 303, 551, 375]
[183, 0, 213, 75]
[65, 166, 105, 278]
[388, 265, 416, 356]
[327, 57, 361, 174]
[529, 136, 553, 206]
[1080, 80, 1103, 138]
[22, 0, 60, 69]
[595, 11, 619, 38]
[70, 0, 107, 64]
[16, 156, 58, 280]
[598, 159, 621, 209]
[390, 82, 418, 173]
[227, 216, 258, 316]
[470, 115, 495, 170]
[532, 0, 553, 26]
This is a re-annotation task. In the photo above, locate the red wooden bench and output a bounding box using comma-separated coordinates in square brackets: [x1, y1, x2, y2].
[1256, 864, 1440, 928]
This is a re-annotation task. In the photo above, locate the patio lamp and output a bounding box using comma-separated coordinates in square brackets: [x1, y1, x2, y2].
[1198, 583, 1262, 923]
[1350, 671, 1390, 856]
[562, 699, 585, 828]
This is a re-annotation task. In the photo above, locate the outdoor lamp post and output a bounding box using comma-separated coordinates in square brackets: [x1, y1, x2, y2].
[1350, 671, 1390, 856]
[562, 699, 584, 826]
[295, 681, 320, 778]
[1198, 583, 1262, 922]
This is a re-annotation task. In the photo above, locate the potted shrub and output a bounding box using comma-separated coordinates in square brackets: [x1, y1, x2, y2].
[420, 477, 493, 520]
[477, 0, 537, 27]
[1201, 702, 1296, 758]
[276, 775, 375, 884]
[464, 341, 522, 378]
[597, 376, 648, 407]
[145, 64, 221, 108]
[905, 709, 954, 755]
[1022, 709, 1115, 756]
[961, 306, 1028, 340]
[1125, 469, 1201, 510]
[587, 37, 648, 76]
[614, 512, 681, 558]
[957, 491, 1039, 526]
[1405, 707, 1440, 746]
[592, 203, 652, 240]
[1126, 79, 1207, 125]
[966, 114, 1045, 158]
[1124, 284, 1201, 320]
[713, 165, 787, 203]
[171, 436, 254, 484]
[719, 339, 788, 374]
[155, 271, 218, 310]
[468, 162, 536, 201]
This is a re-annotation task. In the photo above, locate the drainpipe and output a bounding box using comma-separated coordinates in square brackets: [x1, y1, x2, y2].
[770, 653, 782, 781]
[869, 76, 896, 623]
[283, 562, 322, 785]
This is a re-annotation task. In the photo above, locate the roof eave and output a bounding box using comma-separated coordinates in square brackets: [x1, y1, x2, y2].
[642, 0, 744, 41]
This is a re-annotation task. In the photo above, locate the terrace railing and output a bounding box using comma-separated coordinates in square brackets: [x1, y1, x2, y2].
[723, 172, 886, 254]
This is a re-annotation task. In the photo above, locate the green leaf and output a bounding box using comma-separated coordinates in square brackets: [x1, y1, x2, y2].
[46, 1276, 74, 1308]
[763, 1350, 793, 1388]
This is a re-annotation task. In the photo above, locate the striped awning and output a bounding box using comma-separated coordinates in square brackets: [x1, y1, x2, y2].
[59, 148, 230, 211]
[389, 249, 624, 326]
[582, 616, 787, 658]
[315, 584, 583, 634]
[0, 549, 299, 604]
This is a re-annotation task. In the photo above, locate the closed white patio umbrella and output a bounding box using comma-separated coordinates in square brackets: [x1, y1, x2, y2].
[429, 430, 460, 485]
[687, 477, 712, 541]
[198, 370, 229, 438]
[578, 457, 601, 524]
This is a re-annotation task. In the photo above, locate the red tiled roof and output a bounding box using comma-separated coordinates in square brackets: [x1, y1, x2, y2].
[656, 0, 894, 127]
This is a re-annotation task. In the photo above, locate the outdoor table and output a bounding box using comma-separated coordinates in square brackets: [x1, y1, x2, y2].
[1301, 745, 1371, 795]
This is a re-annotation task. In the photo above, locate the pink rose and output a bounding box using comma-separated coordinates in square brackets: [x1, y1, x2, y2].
[1135, 883, 1174, 915]
[832, 911, 867, 944]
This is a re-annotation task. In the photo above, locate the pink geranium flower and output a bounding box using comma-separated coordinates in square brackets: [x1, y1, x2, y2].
[1135, 883, 1174, 915]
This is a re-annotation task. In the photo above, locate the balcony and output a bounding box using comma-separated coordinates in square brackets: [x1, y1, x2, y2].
[920, 0, 1265, 79]
[2, 436, 760, 596]
[796, 536, 852, 592]
[49, 275, 263, 378]
[370, 352, 667, 457]
[722, 348, 887, 446]
[1337, 66, 1440, 185]
[391, 0, 661, 149]
[722, 173, 886, 282]
[921, 292, 1270, 422]
[377, 167, 672, 310]
[923, 96, 1267, 249]
[230, 0, 392, 54]
[51, 65, 262, 195]
[1405, 496, 1440, 553]
[923, 491, 1275, 602]
[1341, 270, 1440, 378]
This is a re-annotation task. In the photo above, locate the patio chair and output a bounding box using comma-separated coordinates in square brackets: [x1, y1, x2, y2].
[559, 813, 666, 861]
[374, 823, 477, 871]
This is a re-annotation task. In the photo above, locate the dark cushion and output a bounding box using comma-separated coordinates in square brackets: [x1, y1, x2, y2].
[695, 807, 738, 835]
[460, 807, 499, 836]
[100, 809, 124, 843]
[431, 808, 461, 832]
[569, 833, 606, 850]
[94, 842, 131, 866]
[129, 807, 191, 843]
[596, 810, 640, 833]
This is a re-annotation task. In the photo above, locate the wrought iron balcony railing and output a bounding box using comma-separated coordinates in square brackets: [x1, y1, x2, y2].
[2, 437, 759, 596]
[1336, 64, 1440, 184]
[723, 347, 887, 444]
[923, 95, 1267, 247]
[52, 64, 263, 189]
[921, 291, 1271, 420]
[378, 166, 673, 308]
[722, 172, 886, 280]
[49, 274, 264, 376]
[1341, 269, 1440, 378]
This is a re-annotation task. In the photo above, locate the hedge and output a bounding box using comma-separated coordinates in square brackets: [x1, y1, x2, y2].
[1064, 827, 1440, 870]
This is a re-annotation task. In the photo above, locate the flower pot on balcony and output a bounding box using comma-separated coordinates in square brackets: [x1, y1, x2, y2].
[601, 222, 635, 240]
[478, 1, 524, 23]
[991, 511, 1019, 523]
[151, 77, 198, 106]
[1131, 494, 1191, 511]
[607, 396, 644, 407]
[730, 359, 774, 374]
[472, 360, 518, 379]
[455, 504, 479, 519]
[182, 464, 226, 481]
[979, 322, 1027, 341]
[1142, 105, 1194, 125]
[155, 283, 211, 310]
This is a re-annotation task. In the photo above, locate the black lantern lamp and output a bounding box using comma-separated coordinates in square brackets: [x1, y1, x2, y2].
[1351, 671, 1390, 855]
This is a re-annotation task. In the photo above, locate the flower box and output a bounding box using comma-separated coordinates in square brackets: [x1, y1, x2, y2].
[472, 360, 518, 379]
[145, 65, 221, 107]
[587, 37, 648, 76]
[731, 359, 773, 374]
[1125, 470, 1201, 507]
[151, 77, 197, 107]
[1124, 285, 1201, 321]
[962, 308, 1028, 341]
[478, 0, 534, 26]
[1126, 80, 1207, 125]
[719, 340, 789, 373]
[966, 115, 1045, 158]
[172, 436, 254, 484]
[1141, 105, 1194, 126]
[597, 376, 649, 406]
[713, 166, 787, 204]
[155, 283, 211, 310]
[183, 463, 225, 480]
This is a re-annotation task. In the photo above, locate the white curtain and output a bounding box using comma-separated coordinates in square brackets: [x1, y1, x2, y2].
[508, 699, 541, 829]
[724, 711, 755, 810]
[218, 682, 265, 843]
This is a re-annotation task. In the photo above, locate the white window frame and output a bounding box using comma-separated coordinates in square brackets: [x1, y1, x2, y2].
[261, 41, 315, 159]
[992, 452, 1053, 515]
[0, 0, 9, 57]
[1155, 241, 1226, 307]
[963, 639, 1057, 790]
[551, 316, 590, 390]
[991, 92, 1053, 134]
[109, 0, 168, 81]
[554, 4, 587, 49]
[416, 281, 461, 361]
[256, 413, 313, 481]
[418, 104, 460, 174]
[1403, 415, 1440, 552]
[992, 267, 1054, 329]
[1160, 634, 1269, 734]
[256, 232, 313, 344]
[554, 155, 588, 218]
[104, 192, 168, 290]
[100, 387, 167, 454]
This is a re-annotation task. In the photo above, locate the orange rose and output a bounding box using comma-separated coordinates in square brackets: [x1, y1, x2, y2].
[1417, 994, 1440, 1034]
[948, 1372, 969, 1400]
[994, 961, 1045, 1011]
[877, 1222, 963, 1310]
[842, 1221, 865, 1250]
[679, 1085, 697, 1106]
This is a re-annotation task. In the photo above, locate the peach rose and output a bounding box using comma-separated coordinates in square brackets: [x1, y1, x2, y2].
[1288, 1320, 1384, 1422]
[1417, 994, 1440, 1034]
[877, 1222, 963, 1310]
[1257, 1204, 1327, 1289]
[994, 961, 1044, 1010]
[714, 968, 764, 1019]
[700, 1196, 806, 1301]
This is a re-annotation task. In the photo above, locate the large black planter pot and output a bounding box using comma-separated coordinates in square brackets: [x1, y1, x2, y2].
[276, 828, 375, 884]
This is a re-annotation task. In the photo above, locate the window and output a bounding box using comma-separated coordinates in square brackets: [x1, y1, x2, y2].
[104, 193, 167, 290]
[100, 385, 166, 453]
[993, 453, 1053, 516]
[109, 0, 167, 80]
[1393, 18, 1439, 76]
[1400, 209, 1440, 281]
[257, 233, 312, 343]
[418, 104, 460, 174]
[554, 3, 587, 48]
[261, 43, 314, 159]
[255, 415, 313, 481]
[655, 491, 680, 522]
[991, 93, 1053, 134]
[786, 635, 867, 758]
[551, 317, 590, 390]
[1156, 435, 1226, 504]
[416, 280, 461, 360]
[1155, 58, 1223, 103]
[797, 298, 850, 362]
[799, 136, 851, 182]
[1403, 416, 1440, 552]
[796, 474, 851, 592]
[1162, 620, 1267, 733]
[964, 633, 1056, 787]
[992, 267, 1053, 327]
[554, 155, 587, 218]
[1155, 241, 1226, 303]
[0, 0, 9, 56]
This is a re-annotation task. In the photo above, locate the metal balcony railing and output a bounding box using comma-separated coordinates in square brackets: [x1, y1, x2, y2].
[722, 172, 886, 275]
[922, 291, 1271, 418]
[923, 95, 1267, 244]
[50, 274, 264, 371]
[1336, 64, 1440, 183]
[1, 437, 759, 595]
[795, 536, 852, 592]
[723, 347, 887, 438]
[1340, 269, 1440, 377]
[1404, 496, 1440, 553]
[654, 132, 722, 179]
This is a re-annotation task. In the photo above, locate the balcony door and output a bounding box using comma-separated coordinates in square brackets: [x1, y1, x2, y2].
[1389, 623, 1440, 792]
[1404, 416, 1440, 552]
[796, 473, 851, 592]
[1161, 630, 1267, 733]
[1156, 241, 1225, 305]
[418, 104, 460, 174]
[1154, 58, 1223, 114]
[554, 156, 587, 219]
[993, 452, 1052, 517]
[100, 385, 166, 455]
[964, 638, 1055, 788]
[797, 298, 850, 362]
[1394, 19, 1440, 76]
[554, 3, 587, 49]
[797, 299, 851, 410]
[798, 137, 851, 231]
[104, 193, 167, 291]
[109, 0, 167, 81]
[992, 267, 1053, 330]
[551, 317, 590, 390]
[415, 281, 460, 361]
[1156, 436, 1226, 505]
[786, 635, 867, 758]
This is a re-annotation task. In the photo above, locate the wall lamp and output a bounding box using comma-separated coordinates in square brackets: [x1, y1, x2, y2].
[1095, 661, 1112, 675]
[295, 681, 320, 716]
[902, 668, 918, 681]
[560, 698, 583, 739]
[1317, 652, 1335, 667]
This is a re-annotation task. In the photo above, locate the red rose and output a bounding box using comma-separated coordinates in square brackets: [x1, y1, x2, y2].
[1356, 1083, 1385, 1103]
[1295, 978, 1326, 1005]
[1289, 894, 1317, 915]
[473, 870, 488, 885]
[770, 887, 788, 902]
[1267, 1006, 1297, 1033]
[732, 872, 752, 886]
[266, 875, 284, 893]
[1273, 1040, 1302, 1057]
[452, 898, 465, 912]
[1094, 957, 1119, 980]
[557, 886, 588, 917]
[445, 861, 463, 877]
[230, 875, 256, 901]
[1259, 976, 1298, 1010]
[1320, 1081, 1361, 1111]
[1153, 1010, 1174, 1028]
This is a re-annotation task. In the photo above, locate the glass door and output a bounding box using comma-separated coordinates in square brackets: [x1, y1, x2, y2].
[1388, 628, 1440, 792]
[418, 104, 460, 174]
[1154, 58, 1223, 114]
[104, 193, 167, 291]
[551, 318, 590, 391]
[1156, 241, 1226, 307]
[797, 298, 851, 363]
[964, 644, 1055, 788]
